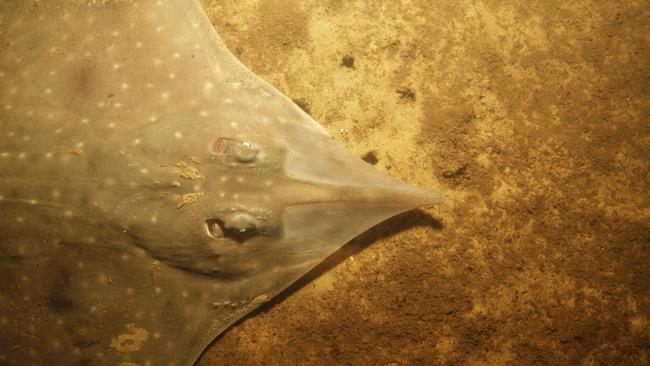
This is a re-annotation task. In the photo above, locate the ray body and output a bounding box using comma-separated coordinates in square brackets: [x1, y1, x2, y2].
[0, 1, 443, 365]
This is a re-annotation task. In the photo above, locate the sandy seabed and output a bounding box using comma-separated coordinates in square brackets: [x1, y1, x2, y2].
[199, 1, 649, 365]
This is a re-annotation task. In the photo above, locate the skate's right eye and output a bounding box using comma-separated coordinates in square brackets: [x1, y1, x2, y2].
[205, 211, 260, 243]
[212, 138, 259, 163]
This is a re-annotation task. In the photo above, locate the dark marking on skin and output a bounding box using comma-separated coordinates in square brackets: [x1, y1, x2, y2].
[84, 148, 103, 171]
[341, 55, 355, 69]
[8, 188, 20, 199]
[79, 194, 90, 206]
[47, 269, 74, 312]
[47, 295, 74, 312]
[27, 153, 40, 166]
[72, 63, 96, 98]
[0, 253, 26, 263]
[361, 151, 379, 165]
[71, 324, 101, 349]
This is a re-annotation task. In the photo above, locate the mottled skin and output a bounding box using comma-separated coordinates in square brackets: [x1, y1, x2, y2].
[0, 1, 441, 365]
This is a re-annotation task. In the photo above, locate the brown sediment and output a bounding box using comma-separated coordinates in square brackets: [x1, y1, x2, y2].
[109, 323, 149, 353]
[177, 192, 203, 209]
[176, 161, 203, 180]
[200, 0, 649, 365]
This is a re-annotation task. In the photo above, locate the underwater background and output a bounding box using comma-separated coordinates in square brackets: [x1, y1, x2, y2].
[200, 0, 649, 365]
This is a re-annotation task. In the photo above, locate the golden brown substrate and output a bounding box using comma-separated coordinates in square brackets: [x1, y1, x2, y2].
[200, 1, 649, 365]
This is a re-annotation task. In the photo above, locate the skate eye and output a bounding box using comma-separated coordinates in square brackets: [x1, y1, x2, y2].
[205, 211, 259, 242]
[212, 138, 259, 163]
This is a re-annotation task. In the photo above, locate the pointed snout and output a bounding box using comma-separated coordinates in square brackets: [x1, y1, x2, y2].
[278, 133, 444, 211]
[275, 178, 444, 211]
